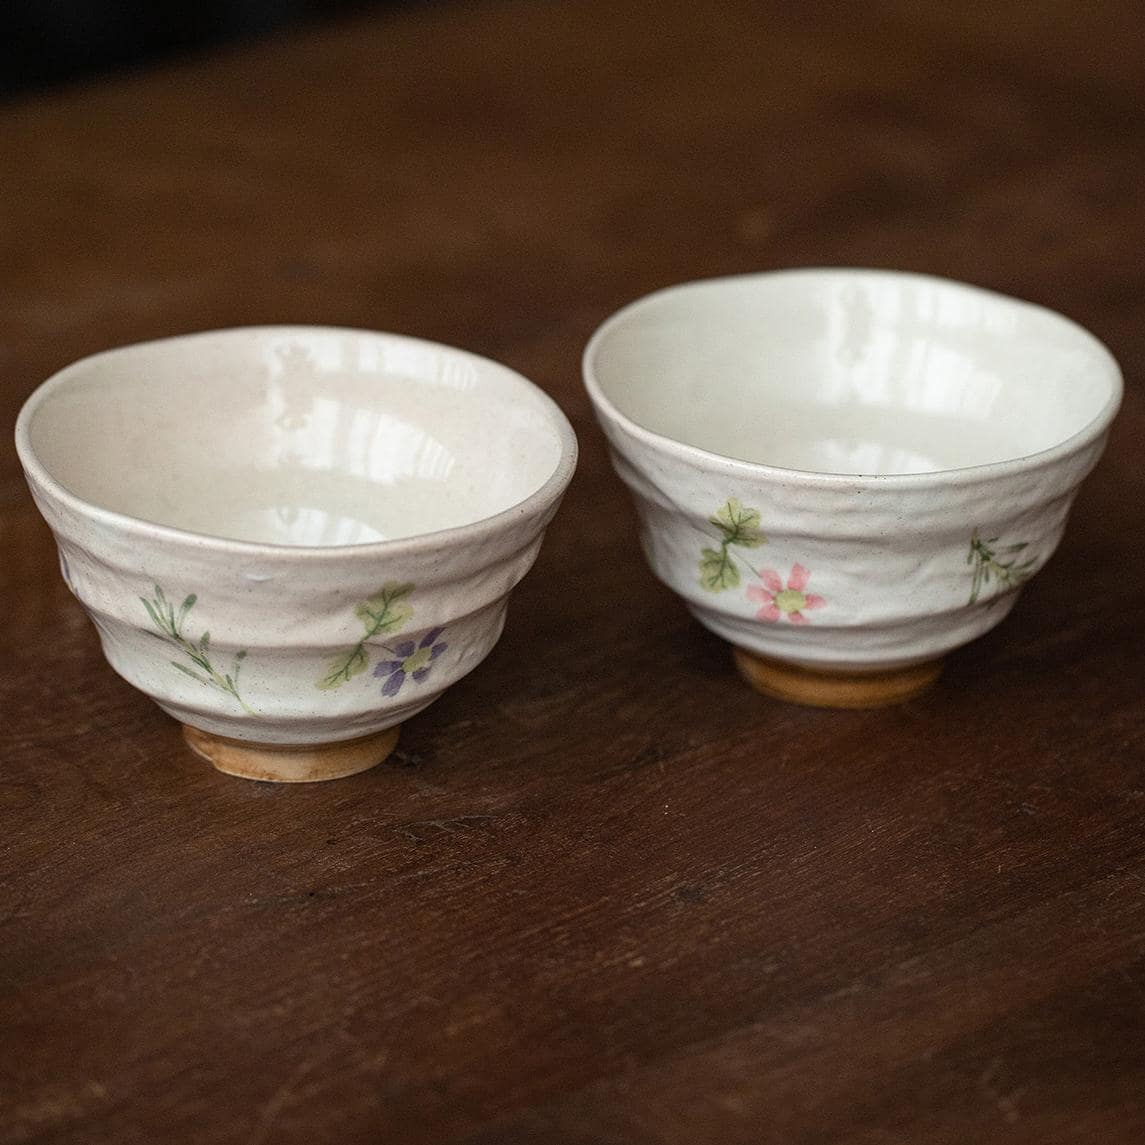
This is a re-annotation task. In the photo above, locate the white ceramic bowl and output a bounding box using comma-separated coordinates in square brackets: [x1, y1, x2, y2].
[17, 327, 577, 779]
[584, 269, 1122, 707]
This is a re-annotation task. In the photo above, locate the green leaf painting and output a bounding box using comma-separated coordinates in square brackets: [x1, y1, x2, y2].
[967, 530, 1039, 604]
[142, 585, 254, 714]
[700, 545, 741, 591]
[699, 498, 766, 591]
[711, 499, 765, 549]
[318, 581, 415, 690]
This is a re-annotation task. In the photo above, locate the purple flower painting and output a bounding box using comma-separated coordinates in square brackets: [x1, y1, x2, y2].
[373, 627, 449, 697]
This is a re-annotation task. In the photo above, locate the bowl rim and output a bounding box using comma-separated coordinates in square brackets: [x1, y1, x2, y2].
[582, 267, 1124, 488]
[15, 324, 579, 558]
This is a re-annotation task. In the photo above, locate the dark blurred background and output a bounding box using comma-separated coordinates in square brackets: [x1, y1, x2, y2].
[0, 0, 393, 96]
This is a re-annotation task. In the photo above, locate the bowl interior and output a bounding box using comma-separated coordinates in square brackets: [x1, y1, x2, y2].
[25, 328, 567, 546]
[587, 271, 1120, 475]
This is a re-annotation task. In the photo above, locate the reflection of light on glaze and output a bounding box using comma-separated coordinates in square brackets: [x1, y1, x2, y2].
[159, 463, 491, 546]
[336, 396, 456, 486]
[26, 329, 563, 547]
[274, 389, 459, 485]
[593, 270, 1111, 475]
[348, 338, 481, 392]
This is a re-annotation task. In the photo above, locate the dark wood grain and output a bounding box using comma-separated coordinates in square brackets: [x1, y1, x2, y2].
[3, 1, 1145, 1141]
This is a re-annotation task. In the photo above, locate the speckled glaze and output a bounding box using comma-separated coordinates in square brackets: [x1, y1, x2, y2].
[17, 327, 577, 757]
[583, 270, 1122, 688]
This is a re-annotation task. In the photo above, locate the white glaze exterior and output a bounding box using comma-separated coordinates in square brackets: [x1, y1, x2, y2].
[584, 270, 1122, 672]
[17, 327, 577, 744]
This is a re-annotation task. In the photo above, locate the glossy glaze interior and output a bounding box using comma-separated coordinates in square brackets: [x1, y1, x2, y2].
[588, 271, 1120, 475]
[27, 328, 566, 545]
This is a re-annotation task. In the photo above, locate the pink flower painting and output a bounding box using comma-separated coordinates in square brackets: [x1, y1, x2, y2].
[747, 564, 825, 624]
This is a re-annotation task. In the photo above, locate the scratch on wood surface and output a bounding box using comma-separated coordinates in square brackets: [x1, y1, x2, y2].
[250, 1031, 392, 1144]
[393, 815, 496, 843]
[444, 994, 506, 1038]
[1104, 869, 1145, 901]
[241, 880, 382, 909]
[822, 981, 865, 1003]
[250, 1050, 328, 1145]
[979, 1056, 1027, 1124]
[2, 1080, 107, 1135]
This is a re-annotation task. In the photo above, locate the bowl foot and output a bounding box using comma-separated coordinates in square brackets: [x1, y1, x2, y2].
[732, 648, 942, 709]
[181, 724, 401, 782]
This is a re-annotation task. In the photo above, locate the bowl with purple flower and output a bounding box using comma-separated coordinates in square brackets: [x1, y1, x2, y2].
[17, 327, 577, 781]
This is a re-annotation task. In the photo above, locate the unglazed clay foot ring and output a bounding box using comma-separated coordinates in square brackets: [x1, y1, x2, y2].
[733, 648, 942, 710]
[182, 724, 401, 782]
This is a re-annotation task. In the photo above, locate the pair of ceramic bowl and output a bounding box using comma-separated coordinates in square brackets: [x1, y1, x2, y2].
[16, 270, 1122, 781]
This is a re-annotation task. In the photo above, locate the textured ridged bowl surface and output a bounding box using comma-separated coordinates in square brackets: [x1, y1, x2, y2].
[17, 327, 577, 745]
[584, 270, 1121, 674]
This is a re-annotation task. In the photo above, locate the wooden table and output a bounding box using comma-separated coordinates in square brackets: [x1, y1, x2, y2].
[3, 1, 1144, 1140]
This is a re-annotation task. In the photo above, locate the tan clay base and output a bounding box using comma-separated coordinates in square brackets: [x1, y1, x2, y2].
[182, 724, 401, 783]
[733, 648, 942, 710]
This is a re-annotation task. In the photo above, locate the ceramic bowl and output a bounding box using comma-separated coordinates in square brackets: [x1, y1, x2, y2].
[583, 269, 1122, 708]
[17, 326, 577, 780]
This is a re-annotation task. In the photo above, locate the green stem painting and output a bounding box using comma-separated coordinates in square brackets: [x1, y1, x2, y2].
[142, 585, 254, 714]
[699, 498, 766, 591]
[967, 530, 1039, 605]
[317, 581, 415, 690]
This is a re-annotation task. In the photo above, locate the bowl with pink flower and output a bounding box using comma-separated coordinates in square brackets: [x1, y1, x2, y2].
[583, 269, 1121, 708]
